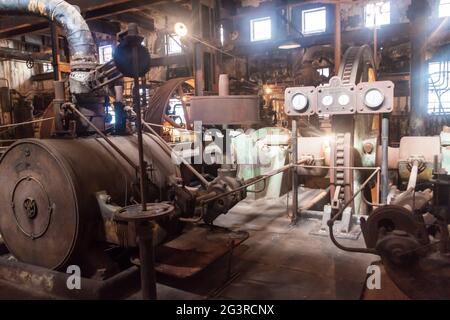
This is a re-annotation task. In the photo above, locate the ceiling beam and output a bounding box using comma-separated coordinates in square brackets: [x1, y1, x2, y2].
[0, 46, 52, 63]
[0, 0, 168, 39]
[112, 12, 155, 31]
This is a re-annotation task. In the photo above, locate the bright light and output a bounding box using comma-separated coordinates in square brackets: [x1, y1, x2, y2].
[167, 34, 183, 55]
[278, 41, 301, 50]
[338, 94, 350, 106]
[292, 93, 308, 111]
[364, 88, 385, 109]
[439, 0, 450, 18]
[174, 22, 188, 37]
[99, 44, 113, 64]
[265, 87, 273, 94]
[317, 67, 330, 77]
[250, 17, 272, 42]
[365, 1, 390, 28]
[322, 95, 334, 107]
[302, 7, 327, 34]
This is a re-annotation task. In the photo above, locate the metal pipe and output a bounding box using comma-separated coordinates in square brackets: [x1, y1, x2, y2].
[203, 160, 308, 205]
[297, 165, 379, 171]
[381, 114, 389, 204]
[66, 104, 138, 171]
[0, 117, 54, 129]
[50, 22, 59, 81]
[0, 0, 98, 94]
[327, 168, 380, 254]
[334, 1, 341, 75]
[291, 119, 299, 222]
[137, 222, 157, 300]
[142, 121, 210, 188]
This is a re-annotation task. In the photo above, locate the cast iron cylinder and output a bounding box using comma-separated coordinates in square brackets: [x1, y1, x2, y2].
[0, 134, 177, 270]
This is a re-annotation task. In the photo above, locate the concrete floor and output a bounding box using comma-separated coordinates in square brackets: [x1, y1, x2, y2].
[156, 194, 378, 300]
[0, 192, 380, 300]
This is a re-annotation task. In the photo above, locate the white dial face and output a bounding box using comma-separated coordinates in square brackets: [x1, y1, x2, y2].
[292, 93, 308, 111]
[364, 89, 385, 109]
[338, 94, 350, 106]
[322, 95, 334, 107]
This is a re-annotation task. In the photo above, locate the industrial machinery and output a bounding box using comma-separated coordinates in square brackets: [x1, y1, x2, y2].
[285, 45, 450, 299]
[285, 45, 394, 235]
[0, 0, 249, 288]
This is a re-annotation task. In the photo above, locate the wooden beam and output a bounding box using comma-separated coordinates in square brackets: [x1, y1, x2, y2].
[150, 54, 187, 67]
[0, 46, 52, 62]
[113, 12, 155, 31]
[0, 0, 167, 38]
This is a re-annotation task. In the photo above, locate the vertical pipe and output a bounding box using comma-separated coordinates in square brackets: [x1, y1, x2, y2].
[381, 114, 389, 204]
[50, 23, 60, 81]
[132, 39, 147, 211]
[334, 2, 341, 75]
[138, 222, 157, 300]
[192, 0, 204, 96]
[292, 119, 299, 222]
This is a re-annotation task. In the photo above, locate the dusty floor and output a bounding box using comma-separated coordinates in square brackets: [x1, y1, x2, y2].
[0, 192, 380, 300]
[155, 195, 378, 300]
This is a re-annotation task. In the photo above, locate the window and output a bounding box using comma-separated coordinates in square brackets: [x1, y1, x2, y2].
[250, 17, 272, 42]
[439, 0, 450, 17]
[317, 67, 330, 77]
[166, 34, 183, 55]
[43, 63, 53, 73]
[428, 61, 450, 114]
[99, 45, 113, 64]
[302, 7, 327, 34]
[365, 1, 390, 28]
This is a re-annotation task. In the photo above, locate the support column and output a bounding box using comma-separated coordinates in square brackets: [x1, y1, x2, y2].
[407, 0, 431, 136]
[334, 2, 341, 75]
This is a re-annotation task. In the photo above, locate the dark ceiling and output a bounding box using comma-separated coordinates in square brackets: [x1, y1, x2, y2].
[0, 0, 192, 39]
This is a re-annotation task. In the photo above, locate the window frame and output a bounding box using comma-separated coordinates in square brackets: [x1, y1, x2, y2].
[427, 60, 450, 115]
[250, 16, 272, 42]
[301, 6, 327, 35]
[98, 44, 113, 65]
[166, 34, 183, 56]
[439, 0, 450, 18]
[364, 1, 391, 28]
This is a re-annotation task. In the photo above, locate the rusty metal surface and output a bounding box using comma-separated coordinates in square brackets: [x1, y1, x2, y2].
[382, 253, 450, 300]
[154, 225, 249, 279]
[144, 77, 192, 133]
[38, 103, 55, 139]
[0, 135, 176, 270]
[360, 205, 429, 249]
[189, 96, 260, 125]
[398, 136, 441, 163]
[0, 256, 140, 299]
[356, 81, 395, 114]
[284, 87, 316, 116]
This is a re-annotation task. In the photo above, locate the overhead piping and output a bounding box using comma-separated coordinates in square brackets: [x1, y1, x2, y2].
[0, 0, 98, 94]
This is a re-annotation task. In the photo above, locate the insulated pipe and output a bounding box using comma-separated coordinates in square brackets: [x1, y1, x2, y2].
[0, 0, 98, 93]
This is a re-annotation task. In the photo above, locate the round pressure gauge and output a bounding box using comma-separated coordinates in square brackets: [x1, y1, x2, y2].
[291, 93, 308, 111]
[364, 88, 385, 109]
[338, 94, 350, 106]
[322, 95, 334, 107]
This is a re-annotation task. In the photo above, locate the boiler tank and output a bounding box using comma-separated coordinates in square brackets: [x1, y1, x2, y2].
[0, 134, 178, 270]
